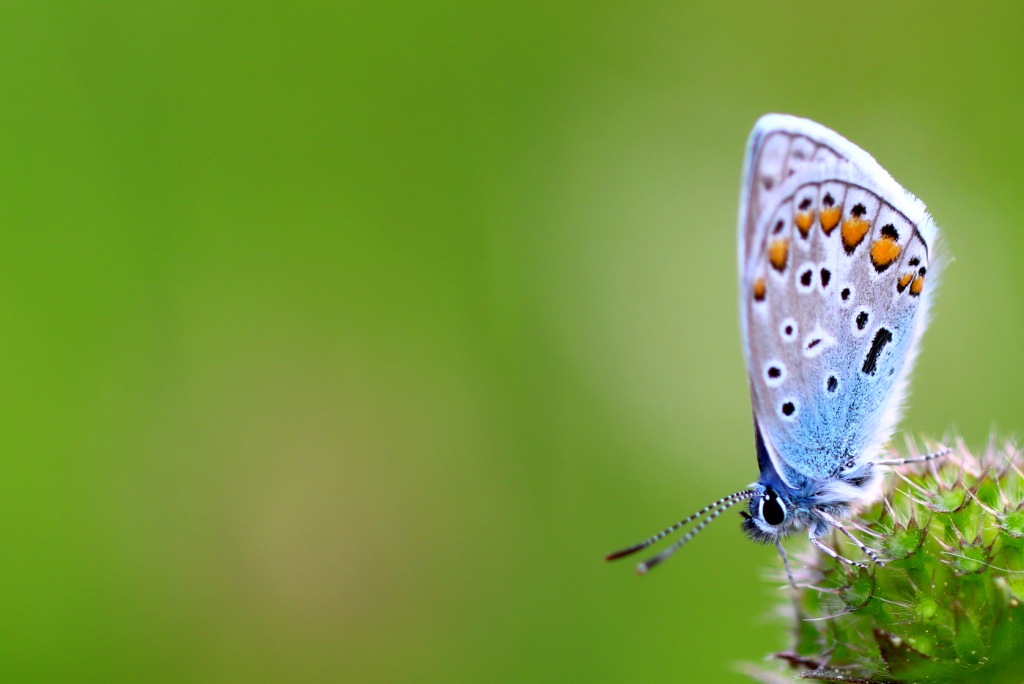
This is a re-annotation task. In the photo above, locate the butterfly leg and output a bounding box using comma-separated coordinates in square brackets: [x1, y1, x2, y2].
[810, 533, 868, 569]
[876, 446, 950, 467]
[816, 510, 884, 566]
[775, 540, 797, 588]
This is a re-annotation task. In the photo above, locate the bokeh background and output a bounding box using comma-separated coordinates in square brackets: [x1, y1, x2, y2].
[3, 2, 1022, 682]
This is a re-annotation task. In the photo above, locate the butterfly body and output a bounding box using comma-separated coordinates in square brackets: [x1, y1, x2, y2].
[607, 114, 945, 575]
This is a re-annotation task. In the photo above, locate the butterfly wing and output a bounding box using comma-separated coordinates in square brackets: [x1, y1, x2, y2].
[738, 115, 939, 483]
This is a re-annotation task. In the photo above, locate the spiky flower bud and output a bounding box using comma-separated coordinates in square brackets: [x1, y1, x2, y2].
[749, 438, 1024, 684]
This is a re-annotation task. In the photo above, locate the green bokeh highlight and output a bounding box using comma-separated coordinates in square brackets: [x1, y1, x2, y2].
[1, 2, 1022, 682]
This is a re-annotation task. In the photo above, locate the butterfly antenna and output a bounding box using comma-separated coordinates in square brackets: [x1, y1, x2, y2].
[605, 489, 752, 562]
[635, 491, 755, 574]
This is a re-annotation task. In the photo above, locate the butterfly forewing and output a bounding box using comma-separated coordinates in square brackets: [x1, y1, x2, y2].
[738, 116, 938, 483]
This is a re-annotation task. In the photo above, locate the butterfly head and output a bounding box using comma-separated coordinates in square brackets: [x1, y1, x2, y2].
[741, 484, 798, 544]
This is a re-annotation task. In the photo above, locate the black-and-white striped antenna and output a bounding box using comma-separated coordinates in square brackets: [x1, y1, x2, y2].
[606, 489, 755, 573]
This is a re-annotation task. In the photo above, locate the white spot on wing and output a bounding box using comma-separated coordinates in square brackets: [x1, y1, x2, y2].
[779, 318, 798, 342]
[786, 137, 816, 178]
[779, 398, 798, 422]
[851, 306, 871, 337]
[838, 282, 855, 308]
[757, 134, 789, 200]
[795, 262, 816, 294]
[764, 361, 787, 388]
[802, 325, 836, 358]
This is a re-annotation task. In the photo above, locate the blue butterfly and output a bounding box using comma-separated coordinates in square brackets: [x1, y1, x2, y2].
[607, 114, 947, 582]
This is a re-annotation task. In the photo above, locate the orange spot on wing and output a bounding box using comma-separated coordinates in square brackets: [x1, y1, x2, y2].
[841, 217, 871, 253]
[897, 272, 914, 293]
[753, 277, 766, 301]
[768, 239, 789, 272]
[870, 237, 902, 271]
[819, 207, 841, 234]
[910, 275, 925, 296]
[795, 211, 814, 237]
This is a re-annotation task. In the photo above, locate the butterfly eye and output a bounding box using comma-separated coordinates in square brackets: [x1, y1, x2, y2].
[759, 488, 787, 526]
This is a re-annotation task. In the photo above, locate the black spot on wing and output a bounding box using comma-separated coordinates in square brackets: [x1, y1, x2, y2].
[856, 311, 868, 331]
[862, 328, 893, 376]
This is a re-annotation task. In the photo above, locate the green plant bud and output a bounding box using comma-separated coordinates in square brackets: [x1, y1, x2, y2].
[749, 439, 1024, 684]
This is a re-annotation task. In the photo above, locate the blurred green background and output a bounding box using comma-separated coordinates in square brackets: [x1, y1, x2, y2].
[2, 2, 1021, 682]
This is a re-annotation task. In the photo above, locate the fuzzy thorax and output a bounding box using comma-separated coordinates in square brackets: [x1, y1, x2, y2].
[741, 457, 885, 545]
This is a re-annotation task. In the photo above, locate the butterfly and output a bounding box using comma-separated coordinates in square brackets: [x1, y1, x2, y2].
[607, 114, 948, 582]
